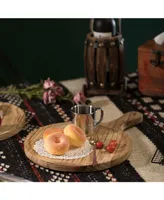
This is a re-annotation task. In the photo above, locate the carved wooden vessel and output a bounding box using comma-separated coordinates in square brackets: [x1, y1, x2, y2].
[138, 40, 164, 97]
[83, 32, 125, 97]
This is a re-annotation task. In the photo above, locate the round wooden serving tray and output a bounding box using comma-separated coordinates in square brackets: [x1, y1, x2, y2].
[24, 111, 143, 172]
[0, 102, 26, 141]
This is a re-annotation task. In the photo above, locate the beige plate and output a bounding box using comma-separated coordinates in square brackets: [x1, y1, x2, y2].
[0, 102, 26, 141]
[24, 111, 143, 172]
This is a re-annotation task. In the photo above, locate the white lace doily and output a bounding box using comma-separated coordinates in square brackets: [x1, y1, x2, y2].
[33, 139, 93, 160]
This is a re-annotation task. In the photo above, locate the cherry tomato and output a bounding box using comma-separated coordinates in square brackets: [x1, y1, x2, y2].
[96, 141, 104, 149]
[109, 140, 117, 146]
[106, 145, 116, 153]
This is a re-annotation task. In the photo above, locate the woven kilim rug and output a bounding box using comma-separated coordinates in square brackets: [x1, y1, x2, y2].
[0, 72, 164, 182]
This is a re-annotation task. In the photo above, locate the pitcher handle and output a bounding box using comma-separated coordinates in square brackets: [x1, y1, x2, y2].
[94, 107, 104, 126]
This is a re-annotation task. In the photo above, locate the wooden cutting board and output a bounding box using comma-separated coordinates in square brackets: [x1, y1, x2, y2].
[0, 102, 26, 141]
[24, 111, 143, 172]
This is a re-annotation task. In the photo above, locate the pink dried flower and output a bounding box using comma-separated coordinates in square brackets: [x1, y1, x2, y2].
[43, 78, 56, 90]
[54, 86, 65, 96]
[73, 92, 86, 104]
[43, 91, 48, 104]
[43, 90, 56, 104]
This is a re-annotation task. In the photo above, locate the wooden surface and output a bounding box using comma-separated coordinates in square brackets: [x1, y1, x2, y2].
[96, 47, 106, 85]
[138, 40, 164, 97]
[0, 102, 26, 141]
[84, 32, 124, 97]
[83, 84, 123, 97]
[24, 111, 143, 172]
[138, 40, 164, 53]
[109, 46, 118, 89]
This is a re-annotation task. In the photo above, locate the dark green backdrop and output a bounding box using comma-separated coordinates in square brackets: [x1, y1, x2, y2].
[0, 19, 164, 85]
